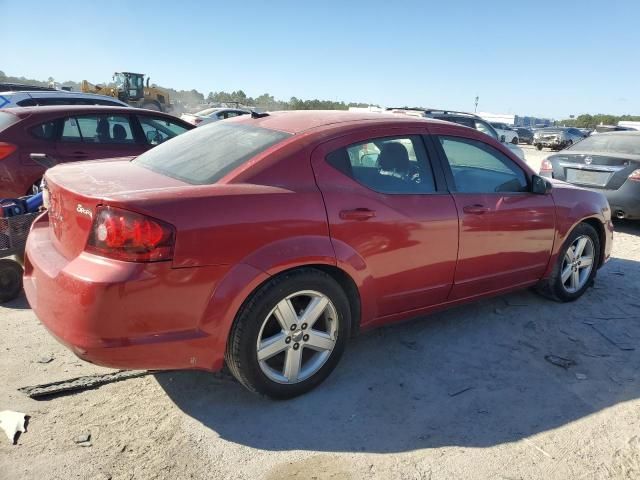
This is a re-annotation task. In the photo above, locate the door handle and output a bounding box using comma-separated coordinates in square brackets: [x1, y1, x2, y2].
[339, 208, 376, 221]
[72, 151, 88, 158]
[463, 204, 489, 214]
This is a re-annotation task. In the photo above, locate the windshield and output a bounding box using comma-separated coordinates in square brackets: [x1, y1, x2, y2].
[567, 134, 640, 155]
[134, 122, 291, 184]
[0, 111, 19, 132]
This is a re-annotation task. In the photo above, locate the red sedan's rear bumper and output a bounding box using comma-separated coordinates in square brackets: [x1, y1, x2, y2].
[23, 217, 231, 372]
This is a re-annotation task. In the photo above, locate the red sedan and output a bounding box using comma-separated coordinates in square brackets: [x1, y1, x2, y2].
[24, 111, 613, 398]
[0, 105, 193, 197]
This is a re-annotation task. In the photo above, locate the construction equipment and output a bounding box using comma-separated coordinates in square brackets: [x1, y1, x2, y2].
[81, 72, 172, 112]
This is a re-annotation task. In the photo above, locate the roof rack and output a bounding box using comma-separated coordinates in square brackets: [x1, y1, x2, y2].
[0, 83, 58, 92]
[386, 107, 480, 118]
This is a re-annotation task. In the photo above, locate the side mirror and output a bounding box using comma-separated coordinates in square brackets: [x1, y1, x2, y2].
[531, 174, 552, 194]
[500, 135, 506, 142]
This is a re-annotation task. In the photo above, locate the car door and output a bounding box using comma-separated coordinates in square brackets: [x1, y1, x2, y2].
[56, 113, 145, 163]
[430, 129, 556, 300]
[311, 128, 458, 324]
[136, 114, 191, 149]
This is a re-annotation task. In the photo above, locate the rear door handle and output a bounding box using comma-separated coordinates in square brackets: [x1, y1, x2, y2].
[463, 204, 489, 214]
[339, 208, 376, 221]
[72, 151, 88, 159]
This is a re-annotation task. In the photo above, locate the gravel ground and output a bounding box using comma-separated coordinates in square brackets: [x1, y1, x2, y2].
[1, 145, 639, 480]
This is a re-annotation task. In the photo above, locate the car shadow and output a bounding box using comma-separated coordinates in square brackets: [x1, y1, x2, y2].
[614, 219, 640, 236]
[156, 257, 640, 453]
[2, 291, 31, 310]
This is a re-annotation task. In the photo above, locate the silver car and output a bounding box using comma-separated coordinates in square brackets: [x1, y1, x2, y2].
[533, 127, 586, 151]
[180, 107, 250, 127]
[0, 90, 129, 108]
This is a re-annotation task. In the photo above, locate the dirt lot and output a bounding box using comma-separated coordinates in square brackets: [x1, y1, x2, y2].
[1, 145, 639, 480]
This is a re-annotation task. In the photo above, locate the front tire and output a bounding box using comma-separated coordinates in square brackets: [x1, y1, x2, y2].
[511, 137, 519, 145]
[225, 268, 351, 399]
[536, 222, 600, 302]
[536, 144, 543, 151]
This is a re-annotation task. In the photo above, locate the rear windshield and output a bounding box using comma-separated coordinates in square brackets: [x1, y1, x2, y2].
[567, 134, 640, 155]
[0, 111, 19, 132]
[133, 122, 291, 184]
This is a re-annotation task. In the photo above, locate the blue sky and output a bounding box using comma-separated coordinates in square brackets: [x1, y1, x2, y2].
[2, 0, 638, 118]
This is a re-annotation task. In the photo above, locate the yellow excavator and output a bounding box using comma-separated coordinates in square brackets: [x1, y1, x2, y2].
[81, 72, 172, 112]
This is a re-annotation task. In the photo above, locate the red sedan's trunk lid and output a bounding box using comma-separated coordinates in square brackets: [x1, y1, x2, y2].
[44, 159, 187, 260]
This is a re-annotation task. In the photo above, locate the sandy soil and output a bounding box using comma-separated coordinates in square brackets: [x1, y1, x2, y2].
[1, 147, 639, 480]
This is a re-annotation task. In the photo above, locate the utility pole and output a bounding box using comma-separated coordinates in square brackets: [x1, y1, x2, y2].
[474, 96, 479, 113]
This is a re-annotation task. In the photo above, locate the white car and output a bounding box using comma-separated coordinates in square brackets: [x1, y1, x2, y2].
[180, 107, 251, 126]
[0, 90, 129, 109]
[489, 122, 519, 144]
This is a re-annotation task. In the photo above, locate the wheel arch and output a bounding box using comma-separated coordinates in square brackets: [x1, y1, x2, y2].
[238, 263, 363, 339]
[581, 216, 606, 269]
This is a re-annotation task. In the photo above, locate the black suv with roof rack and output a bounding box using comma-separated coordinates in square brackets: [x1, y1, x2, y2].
[386, 107, 501, 142]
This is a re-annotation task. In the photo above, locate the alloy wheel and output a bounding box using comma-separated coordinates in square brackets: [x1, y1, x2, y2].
[256, 290, 338, 384]
[561, 235, 595, 293]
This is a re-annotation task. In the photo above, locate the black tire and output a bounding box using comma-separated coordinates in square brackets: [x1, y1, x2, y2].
[536, 144, 543, 151]
[536, 222, 600, 302]
[225, 268, 351, 399]
[0, 259, 23, 303]
[511, 137, 519, 145]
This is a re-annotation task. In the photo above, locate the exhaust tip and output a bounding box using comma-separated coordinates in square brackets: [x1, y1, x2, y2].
[615, 210, 625, 219]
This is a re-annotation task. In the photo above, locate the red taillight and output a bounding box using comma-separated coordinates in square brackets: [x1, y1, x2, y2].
[629, 169, 640, 181]
[0, 142, 16, 160]
[540, 159, 553, 172]
[86, 206, 175, 262]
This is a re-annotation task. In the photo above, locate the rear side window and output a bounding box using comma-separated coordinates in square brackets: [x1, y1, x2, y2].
[60, 115, 135, 143]
[30, 120, 58, 140]
[326, 135, 436, 194]
[0, 111, 20, 132]
[134, 123, 291, 184]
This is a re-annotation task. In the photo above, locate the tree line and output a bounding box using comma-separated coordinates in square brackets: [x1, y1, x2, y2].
[0, 71, 373, 110]
[3, 71, 638, 118]
[559, 113, 640, 128]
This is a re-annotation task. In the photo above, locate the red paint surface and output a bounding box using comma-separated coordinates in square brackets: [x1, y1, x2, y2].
[24, 112, 612, 371]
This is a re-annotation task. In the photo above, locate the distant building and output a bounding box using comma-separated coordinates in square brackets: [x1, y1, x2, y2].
[478, 111, 552, 128]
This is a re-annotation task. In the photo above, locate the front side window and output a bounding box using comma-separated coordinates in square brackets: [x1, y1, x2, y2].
[326, 136, 436, 194]
[439, 136, 528, 193]
[61, 117, 82, 142]
[134, 123, 291, 184]
[138, 115, 189, 145]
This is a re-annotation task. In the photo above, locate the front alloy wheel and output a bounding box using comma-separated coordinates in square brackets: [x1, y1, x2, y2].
[536, 222, 600, 302]
[560, 235, 595, 293]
